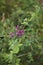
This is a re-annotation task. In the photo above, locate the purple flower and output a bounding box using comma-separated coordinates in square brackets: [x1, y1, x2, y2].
[16, 25, 19, 30]
[9, 32, 14, 38]
[15, 25, 24, 36]
[16, 30, 24, 36]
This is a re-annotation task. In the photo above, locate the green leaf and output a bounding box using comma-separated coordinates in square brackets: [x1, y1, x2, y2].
[21, 21, 28, 25]
[13, 45, 19, 53]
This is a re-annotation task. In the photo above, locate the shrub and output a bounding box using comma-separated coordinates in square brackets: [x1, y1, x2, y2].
[0, 0, 43, 65]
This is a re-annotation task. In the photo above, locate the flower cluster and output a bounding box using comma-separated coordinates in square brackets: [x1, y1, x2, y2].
[16, 29, 24, 36]
[9, 32, 14, 38]
[9, 25, 24, 38]
[16, 25, 24, 36]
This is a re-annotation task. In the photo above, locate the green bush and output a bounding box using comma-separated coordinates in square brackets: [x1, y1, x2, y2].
[0, 0, 43, 65]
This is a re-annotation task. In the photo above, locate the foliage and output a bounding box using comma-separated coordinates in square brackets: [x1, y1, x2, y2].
[0, 0, 43, 65]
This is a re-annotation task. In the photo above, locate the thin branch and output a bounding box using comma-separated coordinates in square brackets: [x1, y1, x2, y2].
[17, 52, 29, 58]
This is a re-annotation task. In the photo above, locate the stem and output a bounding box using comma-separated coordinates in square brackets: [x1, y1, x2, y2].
[17, 52, 29, 58]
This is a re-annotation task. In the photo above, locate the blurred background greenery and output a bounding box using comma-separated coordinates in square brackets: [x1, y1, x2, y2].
[0, 0, 43, 65]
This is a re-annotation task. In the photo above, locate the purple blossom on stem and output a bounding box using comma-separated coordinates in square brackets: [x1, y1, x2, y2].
[16, 30, 24, 36]
[15, 25, 24, 36]
[16, 25, 19, 30]
[9, 32, 14, 38]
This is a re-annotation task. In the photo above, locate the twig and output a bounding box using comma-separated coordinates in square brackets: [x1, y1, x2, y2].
[17, 52, 29, 58]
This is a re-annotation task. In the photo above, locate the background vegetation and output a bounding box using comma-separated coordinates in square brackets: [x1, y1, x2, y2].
[0, 0, 43, 65]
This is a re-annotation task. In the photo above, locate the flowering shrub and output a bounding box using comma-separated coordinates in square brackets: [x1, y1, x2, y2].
[0, 0, 43, 65]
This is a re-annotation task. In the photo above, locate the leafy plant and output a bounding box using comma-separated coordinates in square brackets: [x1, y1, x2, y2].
[0, 0, 43, 65]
